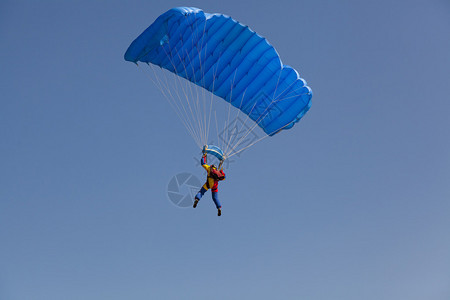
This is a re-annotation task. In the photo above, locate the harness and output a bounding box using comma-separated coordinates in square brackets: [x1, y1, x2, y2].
[205, 168, 224, 189]
[205, 176, 212, 189]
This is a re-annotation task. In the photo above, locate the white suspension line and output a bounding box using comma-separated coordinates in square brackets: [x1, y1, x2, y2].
[142, 64, 202, 147]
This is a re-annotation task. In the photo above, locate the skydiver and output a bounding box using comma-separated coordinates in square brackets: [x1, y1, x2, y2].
[193, 152, 226, 216]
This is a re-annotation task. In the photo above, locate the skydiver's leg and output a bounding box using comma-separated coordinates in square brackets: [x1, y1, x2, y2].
[212, 191, 222, 216]
[196, 186, 207, 200]
[194, 186, 207, 208]
[211, 190, 221, 209]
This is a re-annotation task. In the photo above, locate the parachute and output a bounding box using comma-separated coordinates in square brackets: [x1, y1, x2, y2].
[202, 145, 224, 161]
[125, 7, 312, 161]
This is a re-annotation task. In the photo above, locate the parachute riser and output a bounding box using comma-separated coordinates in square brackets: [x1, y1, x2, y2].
[218, 159, 224, 170]
[202, 144, 226, 169]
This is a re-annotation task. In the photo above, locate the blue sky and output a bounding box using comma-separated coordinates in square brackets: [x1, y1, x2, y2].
[1, 1, 450, 299]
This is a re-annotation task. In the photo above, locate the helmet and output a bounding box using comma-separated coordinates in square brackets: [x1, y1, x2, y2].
[211, 164, 217, 169]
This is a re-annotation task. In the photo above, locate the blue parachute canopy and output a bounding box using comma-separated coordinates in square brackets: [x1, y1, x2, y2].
[125, 7, 312, 136]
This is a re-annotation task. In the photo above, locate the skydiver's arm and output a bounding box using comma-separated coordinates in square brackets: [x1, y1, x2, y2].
[201, 154, 210, 172]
